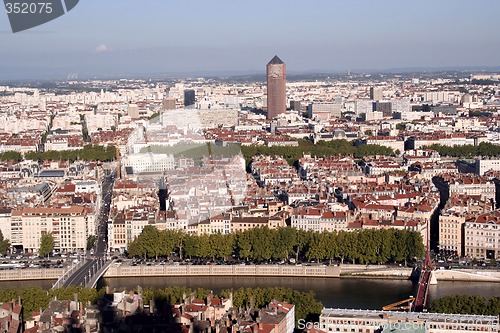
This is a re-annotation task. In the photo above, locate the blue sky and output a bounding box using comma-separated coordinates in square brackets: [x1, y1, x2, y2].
[1, 0, 499, 79]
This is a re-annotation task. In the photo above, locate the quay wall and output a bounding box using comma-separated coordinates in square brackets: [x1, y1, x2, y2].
[0, 268, 63, 281]
[103, 264, 341, 278]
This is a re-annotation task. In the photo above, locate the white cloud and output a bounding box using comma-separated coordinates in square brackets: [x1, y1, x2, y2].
[94, 44, 112, 54]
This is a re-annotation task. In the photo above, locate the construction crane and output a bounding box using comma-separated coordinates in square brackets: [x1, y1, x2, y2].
[382, 296, 414, 311]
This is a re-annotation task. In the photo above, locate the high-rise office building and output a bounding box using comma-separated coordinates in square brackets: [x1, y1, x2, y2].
[266, 55, 286, 119]
[290, 100, 302, 112]
[127, 103, 140, 119]
[162, 97, 176, 110]
[373, 101, 392, 117]
[370, 87, 383, 100]
[184, 89, 196, 107]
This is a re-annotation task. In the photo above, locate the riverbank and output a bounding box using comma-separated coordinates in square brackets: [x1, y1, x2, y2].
[0, 267, 63, 281]
[103, 263, 341, 278]
[341, 264, 500, 283]
[433, 269, 500, 282]
[340, 264, 413, 279]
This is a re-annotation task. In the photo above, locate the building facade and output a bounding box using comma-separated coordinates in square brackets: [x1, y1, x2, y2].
[319, 308, 499, 333]
[184, 89, 196, 107]
[267, 55, 287, 120]
[10, 206, 89, 253]
[439, 213, 465, 256]
[464, 212, 500, 260]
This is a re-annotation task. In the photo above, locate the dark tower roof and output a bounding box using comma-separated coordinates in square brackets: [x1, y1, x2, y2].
[268, 55, 284, 65]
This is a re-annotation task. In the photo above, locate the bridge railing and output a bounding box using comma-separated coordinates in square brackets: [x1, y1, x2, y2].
[52, 259, 85, 289]
[86, 259, 113, 288]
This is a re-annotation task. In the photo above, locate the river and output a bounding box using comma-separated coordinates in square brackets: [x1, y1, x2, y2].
[98, 276, 500, 309]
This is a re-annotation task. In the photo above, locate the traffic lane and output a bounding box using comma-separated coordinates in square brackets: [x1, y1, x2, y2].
[63, 259, 95, 287]
[96, 239, 106, 255]
[62, 260, 93, 287]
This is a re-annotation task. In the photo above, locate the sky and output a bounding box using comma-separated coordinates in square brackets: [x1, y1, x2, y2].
[1, 0, 500, 80]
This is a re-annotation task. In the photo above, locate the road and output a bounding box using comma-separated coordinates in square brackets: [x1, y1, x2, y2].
[61, 173, 114, 287]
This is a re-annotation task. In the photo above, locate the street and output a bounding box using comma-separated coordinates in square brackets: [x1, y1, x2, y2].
[61, 173, 114, 287]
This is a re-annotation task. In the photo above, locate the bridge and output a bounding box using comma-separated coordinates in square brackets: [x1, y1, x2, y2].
[52, 257, 113, 289]
[412, 248, 434, 312]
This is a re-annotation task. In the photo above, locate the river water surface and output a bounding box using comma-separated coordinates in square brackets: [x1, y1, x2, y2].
[98, 276, 500, 309]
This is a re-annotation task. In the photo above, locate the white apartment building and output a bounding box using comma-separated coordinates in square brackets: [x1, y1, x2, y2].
[122, 153, 176, 174]
[197, 213, 231, 235]
[439, 213, 465, 255]
[449, 181, 495, 202]
[85, 113, 118, 134]
[366, 137, 405, 153]
[291, 209, 348, 232]
[0, 209, 12, 242]
[9, 206, 90, 253]
[319, 308, 498, 333]
[307, 103, 342, 120]
[476, 158, 500, 175]
[44, 137, 69, 151]
[464, 217, 500, 260]
[160, 108, 238, 130]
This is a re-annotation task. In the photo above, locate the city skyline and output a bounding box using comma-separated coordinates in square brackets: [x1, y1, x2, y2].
[1, 0, 499, 80]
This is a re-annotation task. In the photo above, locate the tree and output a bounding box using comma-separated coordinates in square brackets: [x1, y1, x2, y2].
[0, 230, 10, 255]
[235, 231, 252, 261]
[396, 123, 407, 131]
[294, 229, 312, 263]
[86, 235, 96, 251]
[174, 230, 187, 260]
[430, 295, 500, 316]
[139, 226, 162, 259]
[183, 234, 197, 259]
[306, 232, 327, 262]
[39, 232, 54, 257]
[126, 227, 425, 265]
[274, 227, 296, 260]
[0, 151, 22, 162]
